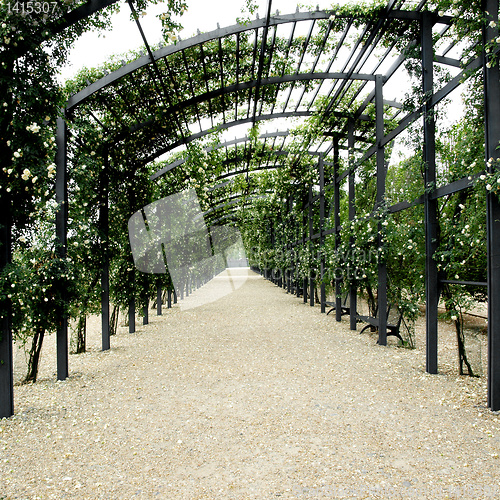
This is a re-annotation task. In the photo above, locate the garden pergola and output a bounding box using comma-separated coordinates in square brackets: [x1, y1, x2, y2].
[1, 0, 499, 418]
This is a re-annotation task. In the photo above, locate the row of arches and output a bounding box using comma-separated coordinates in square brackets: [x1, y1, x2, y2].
[1, 0, 500, 418]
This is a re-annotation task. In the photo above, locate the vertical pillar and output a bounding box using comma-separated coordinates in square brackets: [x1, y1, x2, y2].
[348, 120, 357, 331]
[0, 189, 13, 418]
[55, 116, 68, 381]
[282, 198, 287, 290]
[296, 248, 301, 296]
[422, 13, 439, 374]
[100, 150, 110, 351]
[129, 296, 136, 333]
[484, 0, 500, 411]
[142, 275, 149, 326]
[302, 194, 307, 301]
[129, 272, 135, 334]
[156, 280, 162, 315]
[319, 154, 326, 313]
[270, 220, 275, 282]
[375, 75, 388, 346]
[288, 197, 293, 294]
[334, 137, 342, 323]
[167, 288, 172, 308]
[309, 186, 314, 307]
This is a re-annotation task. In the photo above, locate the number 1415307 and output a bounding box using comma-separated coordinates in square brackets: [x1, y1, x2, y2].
[7, 1, 58, 15]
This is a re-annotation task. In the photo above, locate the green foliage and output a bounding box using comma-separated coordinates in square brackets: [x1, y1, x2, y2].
[1, 0, 187, 379]
[0, 199, 78, 380]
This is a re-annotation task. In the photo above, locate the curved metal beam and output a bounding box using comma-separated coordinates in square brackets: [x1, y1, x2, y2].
[204, 192, 272, 218]
[66, 9, 448, 111]
[151, 130, 290, 177]
[51, 0, 121, 35]
[148, 112, 310, 177]
[16, 0, 121, 59]
[119, 71, 376, 144]
[208, 213, 239, 226]
[66, 10, 336, 110]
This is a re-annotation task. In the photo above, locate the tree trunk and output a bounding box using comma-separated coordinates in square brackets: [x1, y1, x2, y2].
[110, 304, 119, 336]
[438, 193, 476, 376]
[454, 317, 476, 377]
[442, 285, 475, 377]
[75, 315, 86, 354]
[365, 284, 377, 332]
[23, 325, 45, 384]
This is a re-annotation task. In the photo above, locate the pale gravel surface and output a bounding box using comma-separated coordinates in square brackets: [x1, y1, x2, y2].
[1, 268, 500, 499]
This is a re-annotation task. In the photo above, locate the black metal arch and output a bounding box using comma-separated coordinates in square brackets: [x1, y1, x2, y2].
[65, 2, 455, 171]
[66, 9, 382, 110]
[65, 6, 453, 110]
[152, 130, 291, 180]
[147, 113, 310, 173]
[204, 193, 271, 218]
[124, 71, 376, 136]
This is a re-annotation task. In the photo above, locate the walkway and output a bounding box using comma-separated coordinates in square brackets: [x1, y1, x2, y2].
[1, 269, 499, 499]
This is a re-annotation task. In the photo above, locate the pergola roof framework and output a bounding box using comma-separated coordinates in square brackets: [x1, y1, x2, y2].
[65, 1, 465, 179]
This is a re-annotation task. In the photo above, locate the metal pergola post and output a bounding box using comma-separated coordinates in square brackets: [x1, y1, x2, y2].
[55, 116, 68, 381]
[157, 280, 162, 315]
[142, 275, 149, 326]
[129, 296, 136, 333]
[333, 138, 342, 323]
[283, 197, 289, 290]
[484, 0, 500, 411]
[100, 149, 110, 351]
[302, 193, 308, 302]
[270, 219, 275, 282]
[129, 272, 135, 334]
[309, 185, 314, 307]
[319, 154, 326, 313]
[289, 195, 294, 295]
[0, 187, 13, 418]
[348, 119, 357, 331]
[286, 200, 291, 294]
[375, 74, 388, 345]
[422, 12, 439, 374]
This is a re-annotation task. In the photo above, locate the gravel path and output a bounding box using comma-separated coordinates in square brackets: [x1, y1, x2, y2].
[1, 269, 500, 499]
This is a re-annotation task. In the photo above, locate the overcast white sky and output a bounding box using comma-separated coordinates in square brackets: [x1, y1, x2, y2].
[61, 0, 337, 81]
